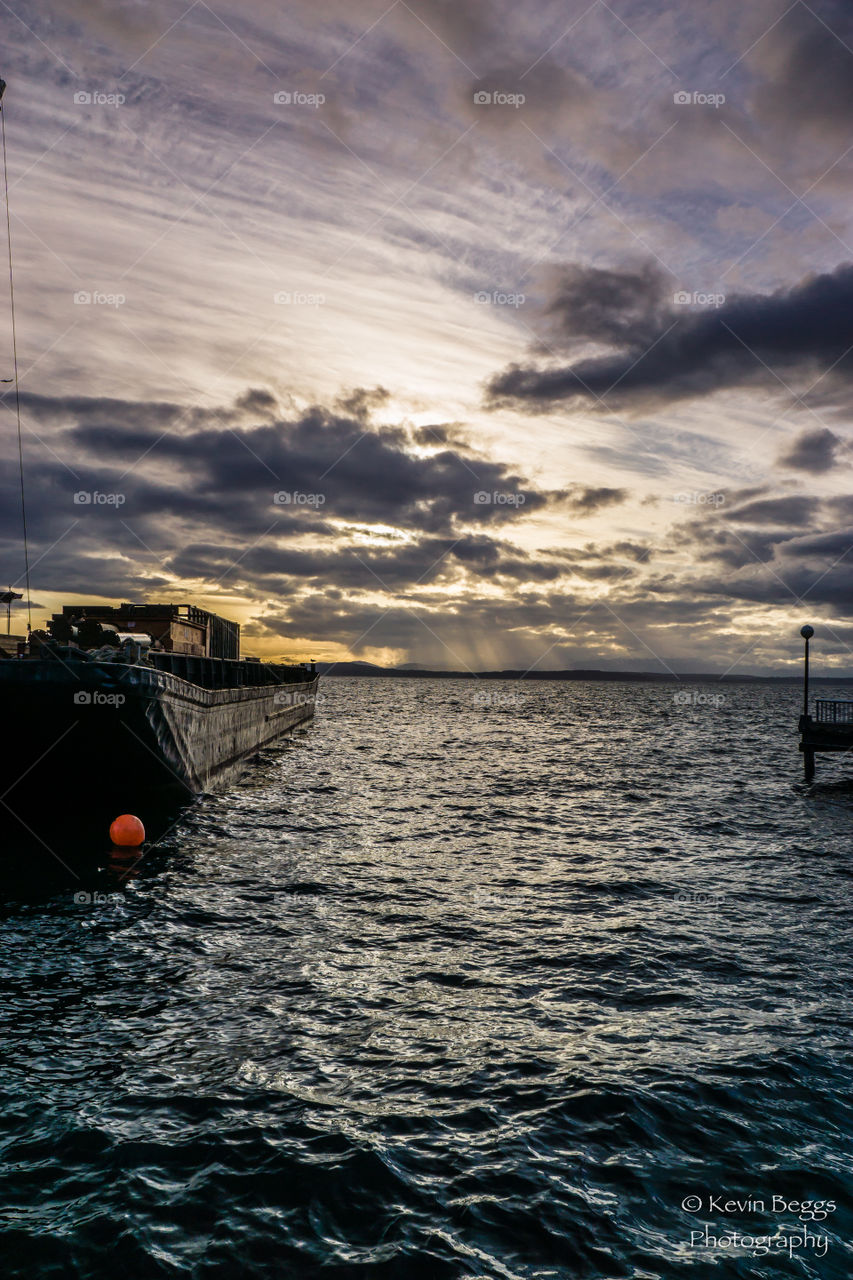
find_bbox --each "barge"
[1,603,318,815]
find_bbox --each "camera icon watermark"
[280,889,319,906]
[673,290,725,307]
[672,689,727,708]
[73,691,126,706]
[673,90,725,108]
[273,290,325,306]
[273,689,317,707]
[73,90,125,107]
[473,490,526,507]
[672,490,725,507]
[73,491,126,506]
[674,889,723,907]
[472,689,522,707]
[273,491,326,507]
[473,89,525,108]
[472,887,513,906]
[273,90,325,107]
[73,890,125,905]
[473,289,525,308]
[73,290,126,307]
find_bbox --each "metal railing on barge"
[814,699,853,724]
[148,652,315,689]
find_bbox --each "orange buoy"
[109,814,145,847]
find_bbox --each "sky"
[1,0,853,673]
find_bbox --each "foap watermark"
[472,689,523,707]
[273,491,326,507]
[672,689,727,708]
[281,893,316,907]
[673,290,725,307]
[473,90,525,108]
[73,491,126,506]
[674,889,723,908]
[273,689,319,708]
[73,90,125,107]
[74,891,125,906]
[474,289,525,308]
[673,90,725,108]
[474,490,526,507]
[472,887,514,907]
[273,90,325,107]
[73,290,126,307]
[673,490,725,507]
[273,290,325,306]
[73,691,126,707]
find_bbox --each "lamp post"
[1,588,22,635]
[800,624,814,721]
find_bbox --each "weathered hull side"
[1,660,317,807]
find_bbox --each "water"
[2,678,852,1278]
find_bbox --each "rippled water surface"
[2,678,853,1278]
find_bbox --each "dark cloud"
[784,529,853,558]
[398,0,495,54]
[689,528,787,571]
[674,489,816,569]
[566,561,638,581]
[691,560,853,611]
[411,423,470,449]
[334,386,391,420]
[750,1,853,142]
[8,393,560,538]
[165,533,568,592]
[0,390,572,615]
[826,496,853,523]
[535,261,670,349]
[597,540,651,562]
[233,387,280,417]
[486,262,853,411]
[725,496,820,526]
[777,427,842,474]
[564,485,628,514]
[463,58,599,135]
[669,488,853,604]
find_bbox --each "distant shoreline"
[316,662,853,683]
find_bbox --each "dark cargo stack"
[49,602,241,659]
[207,611,240,660]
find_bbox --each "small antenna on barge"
[1,77,32,632]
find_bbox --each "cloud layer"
[1,0,853,670]
[487,262,853,411]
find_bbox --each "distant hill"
[315,662,853,682]
[393,661,453,671]
[318,661,387,675]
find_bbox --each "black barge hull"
[1,658,318,812]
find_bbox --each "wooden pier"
[797,624,853,780]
